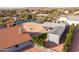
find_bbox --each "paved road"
[69,28,79,52]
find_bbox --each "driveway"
[69,28,79,52]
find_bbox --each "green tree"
[24,13,32,20]
[0,22,6,27]
[76,24,79,29]
[32,33,47,47]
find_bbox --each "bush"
[76,24,79,29]
[38,33,47,39]
[32,36,37,43]
[0,22,6,27]
[32,33,47,47]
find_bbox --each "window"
[62,21,64,23]
[46,28,48,31]
[15,45,19,48]
[58,21,60,23]
[54,21,56,23]
[49,27,53,30]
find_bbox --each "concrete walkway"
[69,28,79,52]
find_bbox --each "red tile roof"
[0,26,32,50]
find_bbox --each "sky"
[0,0,79,7]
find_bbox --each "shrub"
[0,22,6,27]
[32,33,47,47]
[38,33,47,39]
[76,24,79,29]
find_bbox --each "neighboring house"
[3,17,10,21]
[24,19,35,22]
[58,15,79,26]
[31,11,38,14]
[47,26,66,44]
[67,15,79,26]
[36,14,49,17]
[17,13,22,15]
[13,16,20,21]
[64,10,69,14]
[0,26,33,52]
[58,16,67,22]
[73,11,79,15]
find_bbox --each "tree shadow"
[45,41,58,48]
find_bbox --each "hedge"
[63,25,74,52]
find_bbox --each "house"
[0,26,33,52]
[58,15,79,26]
[36,14,49,17]
[67,15,79,26]
[3,17,10,21]
[47,26,66,44]
[73,11,79,15]
[31,11,38,14]
[64,10,69,14]
[43,22,66,30]
[13,16,20,21]
[24,19,35,22]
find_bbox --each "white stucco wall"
[67,21,79,26]
[67,16,79,26]
[36,14,49,17]
[58,17,67,21]
[48,34,60,44]
[43,22,66,28]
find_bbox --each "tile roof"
[0,26,32,50]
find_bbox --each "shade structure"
[23,22,46,33]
